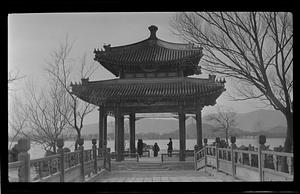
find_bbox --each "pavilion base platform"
[92,169,241,182]
[111,155,195,171]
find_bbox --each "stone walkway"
[93,170,240,182]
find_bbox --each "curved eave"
[94,51,203,77]
[100,37,202,52]
[95,51,202,66]
[71,77,225,106]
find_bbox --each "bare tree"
[172,12,293,152]
[8,97,27,149]
[206,105,237,144]
[8,70,26,84]
[21,79,72,154]
[45,36,98,150]
[8,70,26,92]
[8,70,27,148]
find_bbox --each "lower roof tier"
[70,76,226,106]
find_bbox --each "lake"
[9,138,285,159]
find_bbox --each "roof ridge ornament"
[81,77,89,85]
[103,44,111,51]
[148,25,158,39]
[208,74,216,82]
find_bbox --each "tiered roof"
[71,76,225,105]
[71,25,225,109]
[94,25,203,76]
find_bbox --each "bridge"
[8,137,293,182]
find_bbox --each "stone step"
[127,169,170,171]
[132,164,163,167]
[130,166,168,169]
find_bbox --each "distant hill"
[135,118,179,134]
[203,109,286,132]
[267,125,286,134]
[81,118,179,135]
[265,125,286,136]
[81,109,288,138]
[234,109,286,131]
[184,123,286,139]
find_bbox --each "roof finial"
[148,25,158,39]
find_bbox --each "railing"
[30,153,62,181]
[194,147,206,170]
[194,139,294,181]
[8,161,24,182]
[8,138,111,182]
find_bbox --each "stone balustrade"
[194,136,293,181]
[8,138,111,182]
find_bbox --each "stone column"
[92,139,98,174]
[78,138,85,182]
[129,113,136,154]
[179,104,186,161]
[230,136,236,177]
[16,138,31,182]
[196,106,203,148]
[57,138,65,182]
[98,107,104,149]
[258,135,266,181]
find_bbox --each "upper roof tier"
[94,25,203,77]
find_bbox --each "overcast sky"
[8,12,270,125]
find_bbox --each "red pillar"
[98,107,104,149]
[119,115,124,161]
[129,113,136,154]
[103,114,107,148]
[179,104,186,161]
[196,107,203,148]
[115,105,124,162]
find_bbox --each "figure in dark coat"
[137,139,143,157]
[167,138,173,157]
[153,143,160,157]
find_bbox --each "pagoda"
[71,25,226,161]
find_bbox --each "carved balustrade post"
[230,136,236,177]
[16,138,31,182]
[287,157,292,175]
[258,135,266,181]
[107,148,111,171]
[249,152,252,167]
[204,138,207,169]
[78,138,85,182]
[57,138,65,182]
[92,139,98,174]
[215,137,220,171]
[194,145,198,171]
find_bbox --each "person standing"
[137,139,143,157]
[167,138,173,157]
[153,143,160,157]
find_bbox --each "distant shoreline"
[9,136,284,144]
